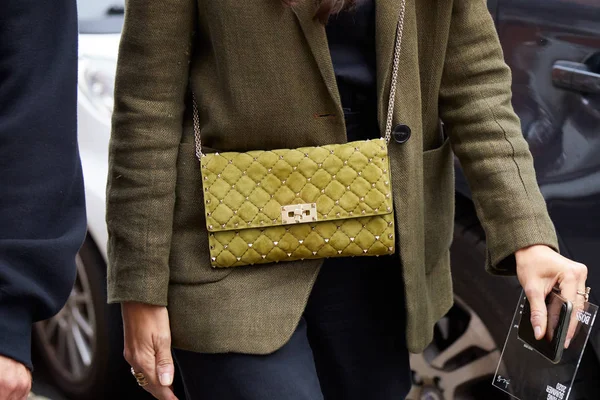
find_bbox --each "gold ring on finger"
[135,375,149,387]
[137,377,149,387]
[576,287,591,302]
[130,367,148,386]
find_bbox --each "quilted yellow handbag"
[194,0,406,268]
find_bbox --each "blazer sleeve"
[439,0,559,275]
[106,0,196,305]
[0,0,86,369]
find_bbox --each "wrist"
[515,244,550,263]
[121,301,164,314]
[515,244,557,269]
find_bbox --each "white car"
[32,2,130,399]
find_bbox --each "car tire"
[451,204,600,400]
[33,237,155,400]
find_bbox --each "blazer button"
[392,124,412,144]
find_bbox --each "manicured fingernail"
[565,339,571,349]
[534,326,542,339]
[160,373,173,386]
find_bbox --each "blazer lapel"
[291,0,418,137]
[291,1,342,113]
[376,0,417,128]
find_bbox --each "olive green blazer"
[107,0,558,354]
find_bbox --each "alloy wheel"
[34,255,97,383]
[407,296,502,400]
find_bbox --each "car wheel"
[407,296,510,400]
[409,205,600,400]
[33,237,154,399]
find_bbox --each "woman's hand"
[516,245,588,348]
[122,302,178,400]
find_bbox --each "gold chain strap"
[383,0,407,145]
[192,92,203,159]
[193,0,407,158]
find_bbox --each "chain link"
[383,0,407,145]
[192,93,203,159]
[193,0,407,158]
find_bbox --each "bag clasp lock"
[281,203,317,224]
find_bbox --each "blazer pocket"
[170,143,233,284]
[422,137,455,274]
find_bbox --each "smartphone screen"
[518,291,572,363]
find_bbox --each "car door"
[497,0,600,350]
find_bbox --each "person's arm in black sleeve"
[0,0,86,371]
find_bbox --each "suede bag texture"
[201,139,395,267]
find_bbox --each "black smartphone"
[518,290,573,364]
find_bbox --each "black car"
[32,0,600,399]
[408,0,600,399]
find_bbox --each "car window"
[77,0,124,33]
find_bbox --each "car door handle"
[552,61,600,94]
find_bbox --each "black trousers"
[173,256,412,400]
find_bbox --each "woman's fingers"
[154,334,175,387]
[560,261,588,348]
[149,334,178,400]
[129,353,177,400]
[558,265,578,348]
[524,285,548,340]
[126,349,157,396]
[516,246,590,348]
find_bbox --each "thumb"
[526,288,548,340]
[154,338,175,387]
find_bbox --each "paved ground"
[30,352,68,400]
[29,394,52,400]
[31,376,67,400]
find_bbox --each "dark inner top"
[325,0,379,141]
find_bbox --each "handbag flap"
[201,139,393,233]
